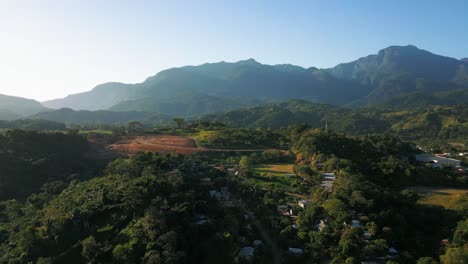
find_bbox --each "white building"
[416,154,461,168]
[298,200,308,208]
[288,248,303,255]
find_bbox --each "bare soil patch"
[100,134,276,156]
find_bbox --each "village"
[194,161,407,264]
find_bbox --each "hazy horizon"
[1,0,467,101]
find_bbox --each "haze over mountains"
[2,45,468,123]
[0,94,49,120]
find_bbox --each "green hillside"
[203,100,468,141]
[0,94,49,120]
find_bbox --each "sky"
[0,0,467,101]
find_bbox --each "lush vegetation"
[195,129,288,149]
[203,100,468,147]
[0,125,466,263]
[0,119,66,131]
[0,130,94,200]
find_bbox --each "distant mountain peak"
[237,58,260,65]
[377,44,430,57]
[461,58,468,62]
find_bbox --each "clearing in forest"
[411,186,468,211]
[254,164,295,176]
[101,134,278,156]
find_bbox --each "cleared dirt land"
[104,134,276,155]
[411,186,468,211]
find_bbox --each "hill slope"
[0,94,49,120]
[203,100,468,141]
[29,108,156,125]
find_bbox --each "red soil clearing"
[107,135,203,155]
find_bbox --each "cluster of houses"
[236,212,266,262]
[208,186,239,207]
[273,199,313,257]
[344,211,400,263]
[321,172,336,192]
[236,239,265,262]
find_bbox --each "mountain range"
[1,45,467,123]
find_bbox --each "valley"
[0,45,467,264]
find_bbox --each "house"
[194,215,209,225]
[440,239,449,247]
[388,247,398,255]
[363,230,372,240]
[253,240,263,247]
[321,181,334,192]
[415,154,461,168]
[200,178,212,185]
[298,200,308,208]
[322,172,336,181]
[277,205,288,215]
[237,247,254,262]
[350,220,362,228]
[209,190,220,199]
[315,219,328,231]
[288,248,303,255]
[223,200,236,207]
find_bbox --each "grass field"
[244,164,296,191]
[411,186,468,211]
[254,164,294,176]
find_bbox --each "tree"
[112,243,135,264]
[323,198,347,220]
[239,156,253,172]
[173,118,186,129]
[128,121,143,134]
[143,250,162,264]
[452,220,468,246]
[417,257,438,264]
[440,246,468,264]
[345,257,359,264]
[81,236,99,262]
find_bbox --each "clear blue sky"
[0,0,467,101]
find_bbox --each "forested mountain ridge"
[42,59,369,112]
[0,94,49,120]
[203,100,468,141]
[42,45,468,114]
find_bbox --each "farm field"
[411,186,468,211]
